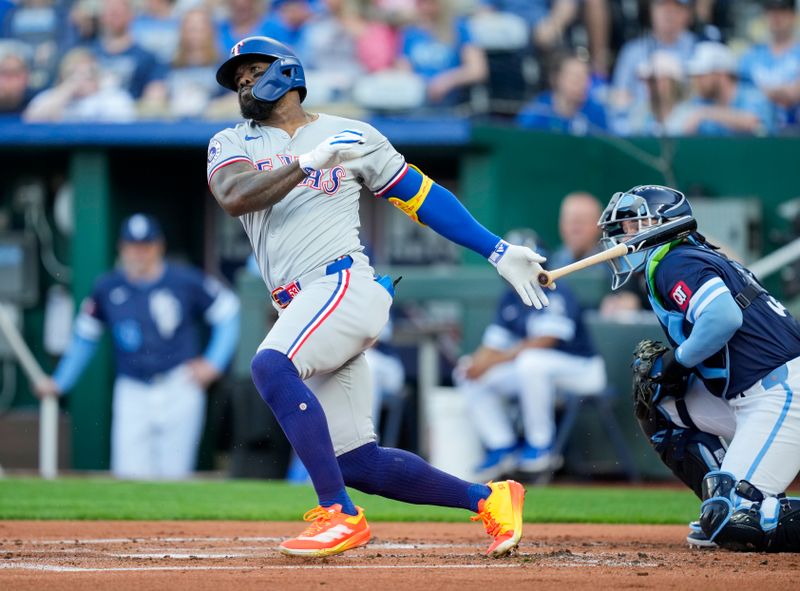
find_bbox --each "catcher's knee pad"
[699,471,768,551]
[769,497,800,553]
[651,428,725,499]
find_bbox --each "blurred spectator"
[162,7,224,118]
[624,50,691,135]
[131,0,181,64]
[692,0,735,42]
[94,0,168,104]
[298,0,396,80]
[396,0,488,106]
[0,0,13,30]
[0,43,35,117]
[2,0,68,90]
[23,46,136,122]
[678,41,772,135]
[551,191,603,267]
[456,229,606,481]
[479,0,610,77]
[611,0,696,116]
[67,0,101,48]
[739,0,800,130]
[217,0,289,56]
[272,0,315,47]
[516,52,606,134]
[370,0,416,23]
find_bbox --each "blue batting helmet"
[215,36,307,103]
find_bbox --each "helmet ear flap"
[251,57,307,103]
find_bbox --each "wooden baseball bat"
[537,216,697,287]
[0,302,58,479]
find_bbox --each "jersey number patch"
[669,281,692,310]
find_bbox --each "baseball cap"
[763,0,795,11]
[686,42,737,76]
[637,51,684,81]
[119,214,163,242]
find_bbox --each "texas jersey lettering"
[207,114,404,293]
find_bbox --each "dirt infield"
[0,521,795,590]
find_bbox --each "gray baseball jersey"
[207,113,405,291]
[207,113,403,454]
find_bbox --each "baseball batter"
[208,36,549,558]
[599,185,800,552]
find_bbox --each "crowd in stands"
[1,0,799,136]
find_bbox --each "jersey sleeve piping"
[207,155,254,183]
[374,162,409,197]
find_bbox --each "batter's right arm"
[209,130,368,217]
[210,160,306,217]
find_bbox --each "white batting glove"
[489,240,549,309]
[298,130,368,172]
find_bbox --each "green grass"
[0,477,700,524]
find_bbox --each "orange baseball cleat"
[470,480,526,557]
[279,504,371,557]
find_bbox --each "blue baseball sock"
[338,442,492,513]
[251,349,357,515]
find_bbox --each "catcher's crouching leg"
[699,472,768,551]
[632,339,725,498]
[650,427,726,499]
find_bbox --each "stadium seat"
[467,11,535,116]
[352,70,426,113]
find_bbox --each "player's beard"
[239,90,276,121]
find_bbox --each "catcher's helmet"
[597,185,694,289]
[216,36,307,103]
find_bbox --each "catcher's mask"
[216,36,307,103]
[597,185,693,289]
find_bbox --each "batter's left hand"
[186,358,222,389]
[491,241,550,309]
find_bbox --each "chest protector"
[645,239,766,398]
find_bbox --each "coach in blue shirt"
[35,214,240,480]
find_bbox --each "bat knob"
[537,271,551,287]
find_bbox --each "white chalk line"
[0,562,524,573]
[4,538,467,550]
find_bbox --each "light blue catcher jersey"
[646,240,800,398]
[76,263,227,381]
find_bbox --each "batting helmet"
[215,36,307,103]
[597,185,694,289]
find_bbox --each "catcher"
[599,185,800,552]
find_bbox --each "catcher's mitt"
[631,339,673,436]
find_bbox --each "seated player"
[456,229,607,481]
[598,185,800,552]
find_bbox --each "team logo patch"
[669,281,692,310]
[207,139,222,165]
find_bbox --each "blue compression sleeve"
[52,333,100,393]
[203,309,240,372]
[676,291,743,368]
[382,166,501,258]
